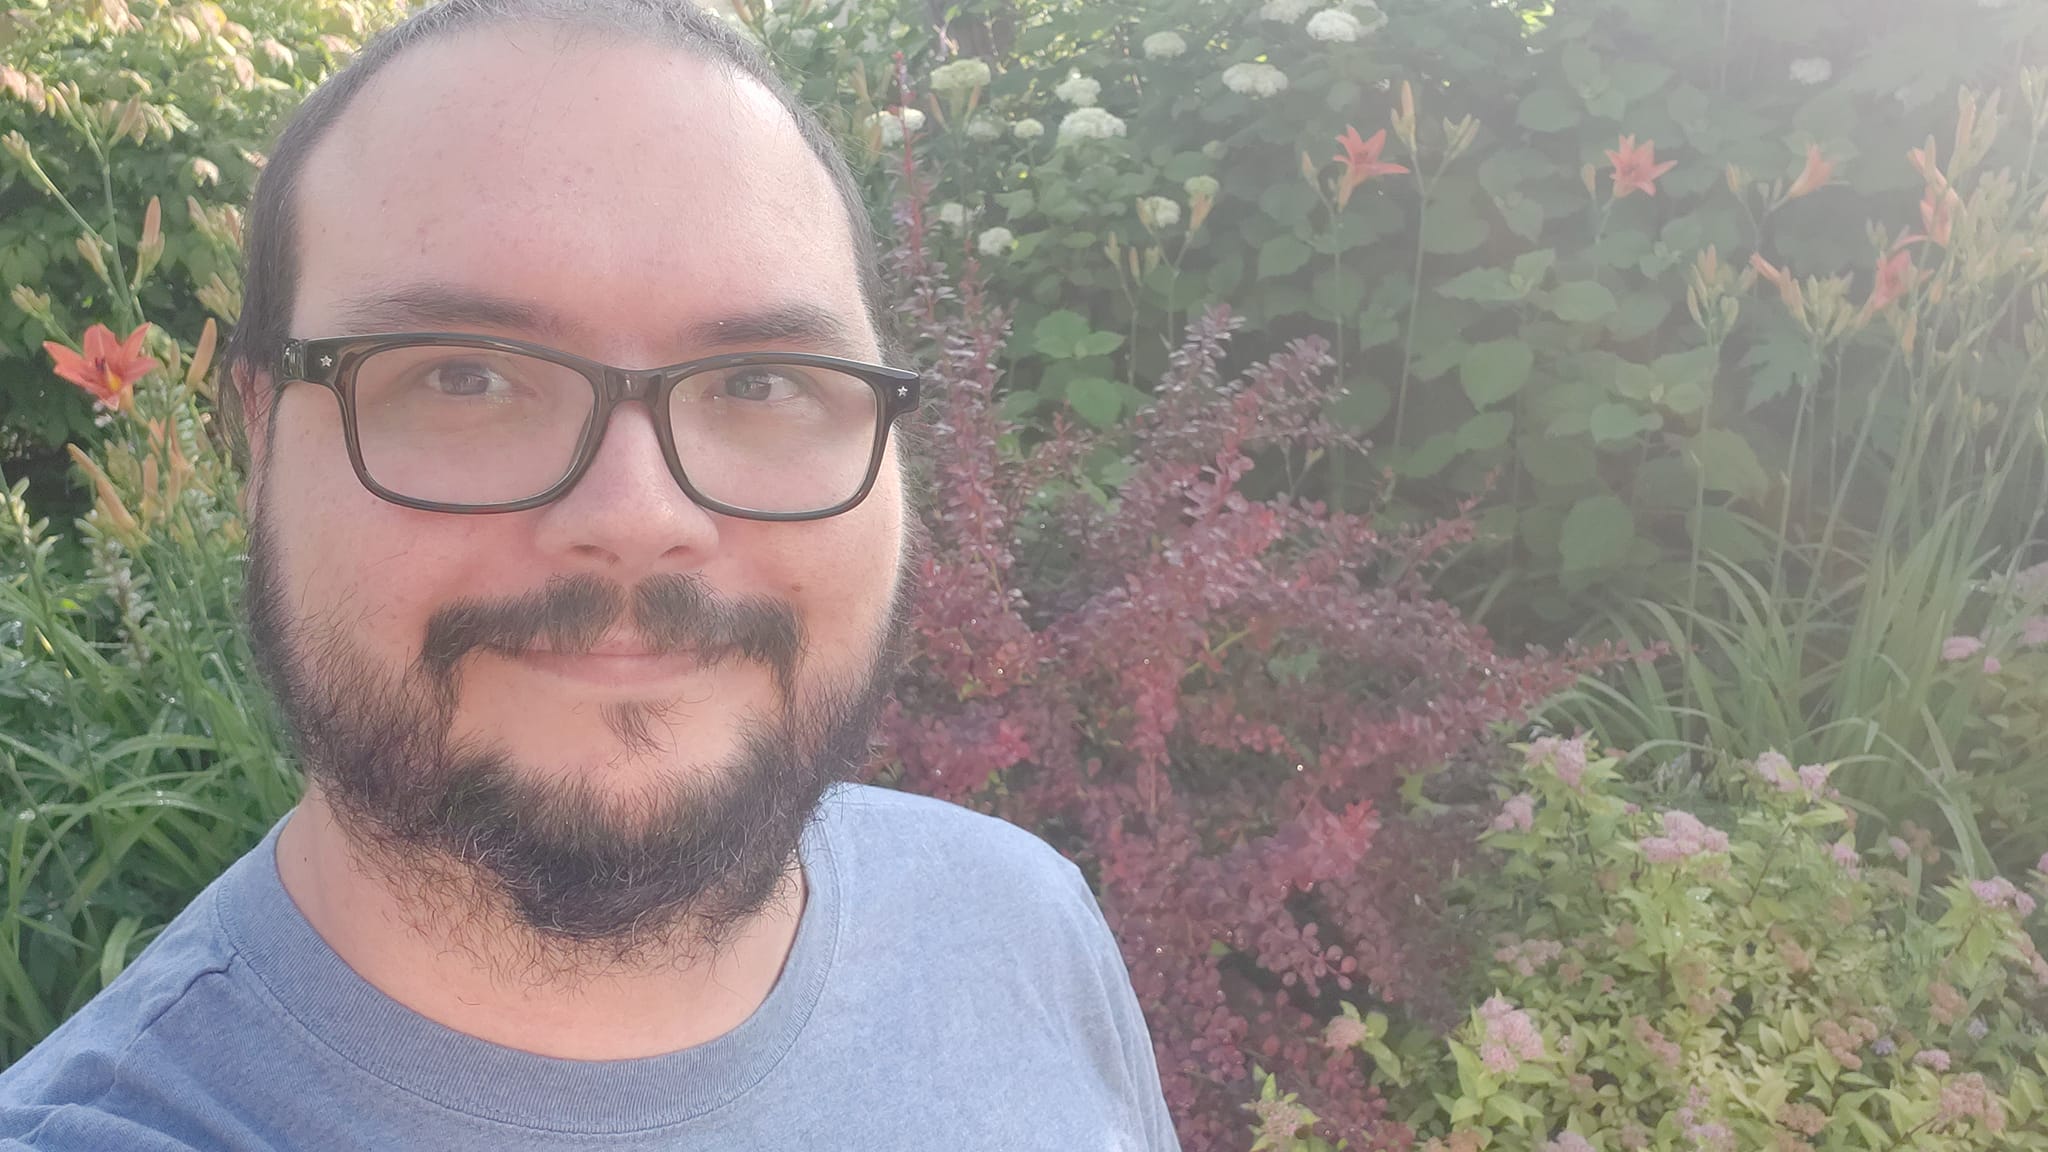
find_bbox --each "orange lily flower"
[1605,134,1677,199]
[1785,144,1833,200]
[1862,249,1916,317]
[44,323,158,410]
[1918,186,1959,247]
[1332,126,1407,210]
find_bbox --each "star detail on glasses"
[896,386,909,397]
[319,354,334,367]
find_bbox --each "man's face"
[243,26,909,954]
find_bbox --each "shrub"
[873,137,1608,1149]
[1277,738,2048,1151]
[751,0,2047,640]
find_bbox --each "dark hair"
[222,0,888,455]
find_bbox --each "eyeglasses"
[278,332,921,520]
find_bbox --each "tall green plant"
[1561,76,2048,883]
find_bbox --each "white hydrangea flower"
[786,27,817,49]
[1305,9,1362,41]
[936,202,968,229]
[1184,174,1220,199]
[1260,0,1313,23]
[930,57,992,94]
[1012,117,1046,140]
[1143,31,1188,59]
[976,227,1015,256]
[1789,57,1832,86]
[873,107,926,146]
[1221,62,1289,98]
[1056,106,1128,146]
[1054,73,1102,106]
[965,117,1003,141]
[1138,195,1181,229]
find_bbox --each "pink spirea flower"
[1527,735,1590,790]
[1754,750,1797,791]
[2021,616,2048,648]
[1942,635,1985,662]
[1970,876,2037,917]
[1478,996,1544,1073]
[1797,763,1831,796]
[1831,840,1862,875]
[1915,1047,1952,1071]
[1492,792,1536,833]
[1324,1014,1369,1051]
[1545,1134,1595,1152]
[1984,656,2002,675]
[1891,836,1913,861]
[2037,852,2048,875]
[1641,810,1729,862]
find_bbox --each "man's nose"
[529,402,720,575]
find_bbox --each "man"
[0,0,1178,1147]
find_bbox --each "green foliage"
[0,330,291,1064]
[755,0,2048,641]
[1280,738,2048,1150]
[0,0,400,465]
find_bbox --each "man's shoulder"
[0,866,242,1149]
[814,783,1096,918]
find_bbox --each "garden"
[4,0,2048,1147]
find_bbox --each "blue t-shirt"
[0,784,1179,1150]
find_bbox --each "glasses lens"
[351,344,596,506]
[669,362,881,514]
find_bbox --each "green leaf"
[1686,427,1767,500]
[1590,402,1646,444]
[1511,249,1556,288]
[1436,266,1521,302]
[1328,377,1392,429]
[1395,431,1459,478]
[1560,494,1635,573]
[1456,410,1514,452]
[1461,339,1535,408]
[1066,376,1122,428]
[1074,330,1126,358]
[99,916,142,988]
[1517,88,1582,133]
[1033,310,1091,359]
[1548,281,1618,323]
[1257,235,1313,280]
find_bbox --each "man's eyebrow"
[330,285,865,355]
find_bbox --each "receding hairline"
[221,0,895,429]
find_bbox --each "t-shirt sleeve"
[1058,860,1183,1152]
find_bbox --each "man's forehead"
[290,22,868,356]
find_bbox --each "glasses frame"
[279,331,922,521]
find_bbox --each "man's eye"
[424,363,508,397]
[719,370,803,403]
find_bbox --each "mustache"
[418,574,804,696]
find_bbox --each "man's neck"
[273,789,808,1061]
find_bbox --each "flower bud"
[76,234,112,287]
[132,196,163,287]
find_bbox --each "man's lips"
[500,639,728,688]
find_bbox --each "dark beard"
[243,511,910,975]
